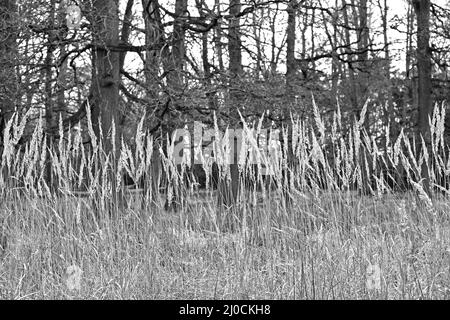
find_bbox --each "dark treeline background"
[0,0,448,181]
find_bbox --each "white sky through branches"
[122,0,449,80]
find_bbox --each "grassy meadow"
[0,103,449,299]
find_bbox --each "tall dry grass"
[0,101,449,299]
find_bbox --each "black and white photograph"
[0,0,449,303]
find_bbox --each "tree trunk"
[214,0,225,72]
[195,1,216,111]
[404,1,414,130]
[90,0,120,156]
[0,0,17,154]
[413,0,432,139]
[253,7,263,78]
[342,0,359,112]
[413,0,432,194]
[228,0,243,78]
[56,0,68,114]
[283,0,298,207]
[217,0,242,211]
[167,0,187,93]
[285,0,296,100]
[142,0,165,101]
[90,0,121,213]
[322,0,339,96]
[269,3,280,76]
[379,0,394,140]
[356,0,369,114]
[141,0,166,205]
[43,0,57,188]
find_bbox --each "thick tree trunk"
[142,0,165,205]
[228,0,243,78]
[56,0,68,114]
[90,0,121,212]
[413,0,432,139]
[356,0,369,67]
[167,0,187,93]
[413,0,432,194]
[142,0,165,100]
[217,0,242,211]
[91,0,120,156]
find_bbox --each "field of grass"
[0,103,449,299]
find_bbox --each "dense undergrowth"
[0,102,449,299]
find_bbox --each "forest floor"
[0,190,449,299]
